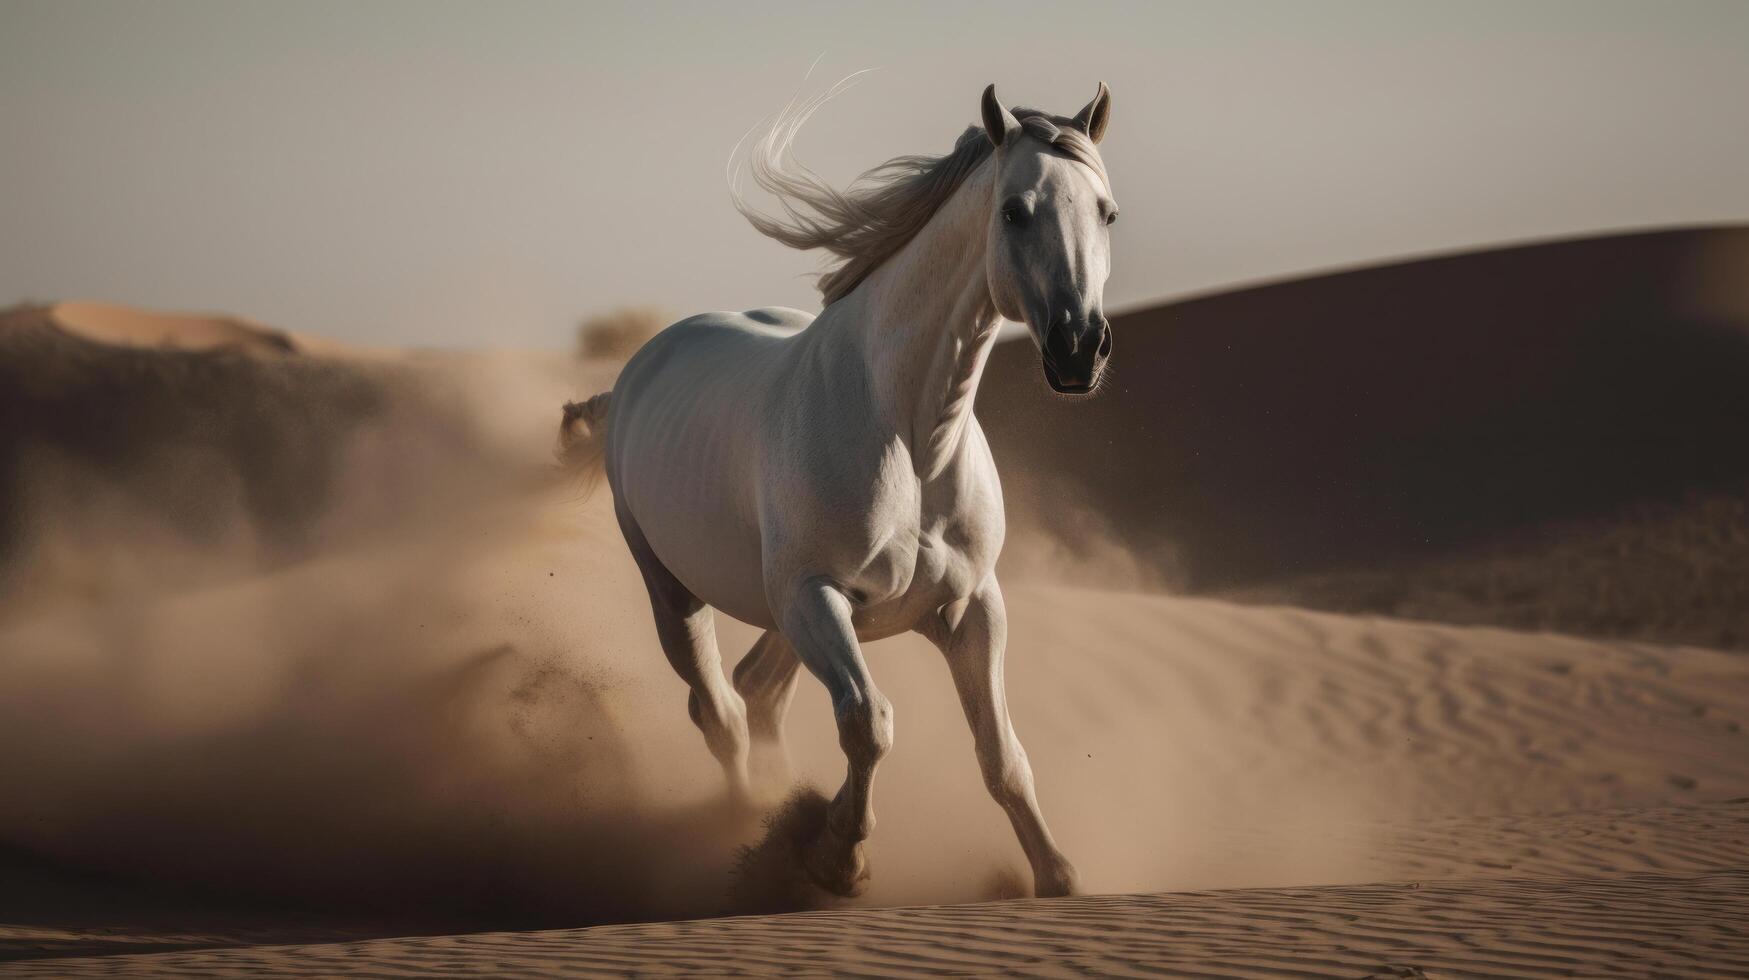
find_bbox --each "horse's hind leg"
[733,630,802,799]
[777,577,892,897]
[616,504,752,803]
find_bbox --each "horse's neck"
[846,163,1002,480]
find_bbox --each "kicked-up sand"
[4,500,1745,975]
[1,302,1746,975]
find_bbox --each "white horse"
[560,82,1116,899]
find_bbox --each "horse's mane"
[731,86,1108,307]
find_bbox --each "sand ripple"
[7,868,1743,978]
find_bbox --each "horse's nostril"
[1096,328,1112,359]
[1045,325,1075,361]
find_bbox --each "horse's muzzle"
[1041,316,1112,394]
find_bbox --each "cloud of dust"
[0,335,1403,936]
[0,346,792,932]
[997,492,1185,594]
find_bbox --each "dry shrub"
[577,307,668,361]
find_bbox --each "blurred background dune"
[983,226,1749,649]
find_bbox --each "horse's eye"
[1001,200,1029,227]
[1105,208,1119,226]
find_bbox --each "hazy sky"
[4,1,1747,348]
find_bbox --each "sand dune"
[47,301,300,355]
[13,869,1745,977]
[45,301,386,359]
[0,303,616,603]
[3,292,1747,974]
[3,489,1745,967]
[981,225,1749,649]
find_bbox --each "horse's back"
[605,308,813,627]
[610,308,808,444]
[615,308,805,395]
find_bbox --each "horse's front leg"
[924,576,1079,897]
[777,576,892,897]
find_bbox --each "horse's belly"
[606,324,782,630]
[649,520,774,629]
[612,450,775,629]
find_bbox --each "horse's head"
[981,83,1116,395]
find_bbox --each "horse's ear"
[1072,82,1111,143]
[981,84,1021,148]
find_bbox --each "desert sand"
[11,872,1746,977]
[2,284,1746,976]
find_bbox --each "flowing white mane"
[730,84,1107,306]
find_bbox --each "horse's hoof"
[805,832,870,897]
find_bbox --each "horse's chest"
[843,484,1000,637]
[768,416,1003,635]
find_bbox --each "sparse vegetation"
[577,307,668,361]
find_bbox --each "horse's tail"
[556,392,612,489]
